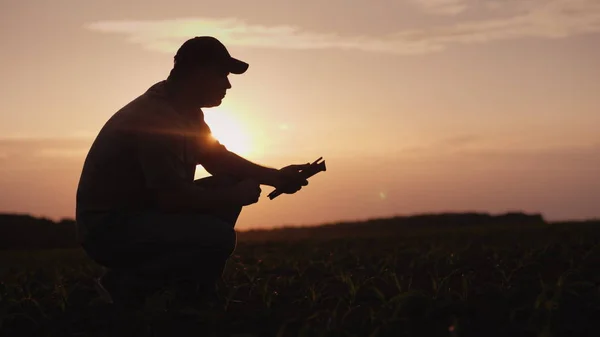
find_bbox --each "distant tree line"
[238,212,549,241]
[0,212,553,250]
[0,214,78,250]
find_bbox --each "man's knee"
[194,176,243,226]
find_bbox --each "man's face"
[185,63,232,108]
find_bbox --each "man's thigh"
[127,211,235,246]
[83,211,236,270]
[194,175,243,225]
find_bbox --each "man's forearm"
[204,151,279,186]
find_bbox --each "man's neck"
[164,79,201,117]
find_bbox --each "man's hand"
[230,179,262,205]
[273,164,310,194]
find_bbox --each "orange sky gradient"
[1,0,600,229]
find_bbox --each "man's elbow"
[201,152,230,176]
[202,163,227,176]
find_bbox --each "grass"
[0,221,599,337]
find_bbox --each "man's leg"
[82,175,244,305]
[193,175,242,227]
[85,211,239,307]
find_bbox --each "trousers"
[79,175,242,284]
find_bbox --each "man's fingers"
[293,177,308,185]
[288,163,310,171]
[284,180,307,193]
[295,179,308,186]
[287,177,308,186]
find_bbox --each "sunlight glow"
[203,108,253,157]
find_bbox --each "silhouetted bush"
[0,214,78,250]
[0,211,576,249]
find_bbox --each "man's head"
[167,36,248,108]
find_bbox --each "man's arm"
[196,120,280,186]
[135,128,240,212]
[202,147,311,194]
[197,121,308,189]
[202,149,280,187]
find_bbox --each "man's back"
[75,81,202,241]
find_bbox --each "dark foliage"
[0,214,78,250]
[0,212,546,250]
[0,214,598,337]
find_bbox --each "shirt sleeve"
[193,119,229,162]
[135,129,191,190]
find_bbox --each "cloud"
[85,0,600,55]
[34,149,89,158]
[440,134,481,147]
[0,138,92,170]
[396,133,600,162]
[409,0,469,15]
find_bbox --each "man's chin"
[203,98,223,108]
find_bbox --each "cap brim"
[229,57,249,75]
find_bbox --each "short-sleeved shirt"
[76,80,228,217]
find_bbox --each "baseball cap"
[174,36,249,75]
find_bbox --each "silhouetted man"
[76,36,309,307]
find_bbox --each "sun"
[203,108,253,157]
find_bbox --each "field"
[1,220,599,337]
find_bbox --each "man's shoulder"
[127,81,172,114]
[109,81,178,129]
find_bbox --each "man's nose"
[225,77,232,89]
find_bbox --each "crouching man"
[75,36,308,308]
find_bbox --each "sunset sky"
[1,0,599,229]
